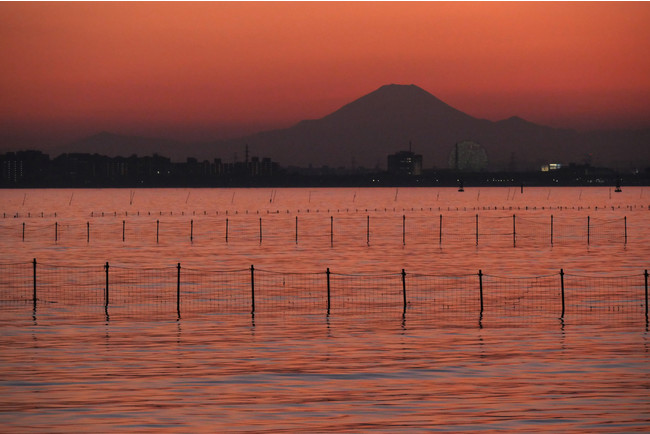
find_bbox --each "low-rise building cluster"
[1,151,280,187]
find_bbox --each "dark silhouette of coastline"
[2,150,648,188]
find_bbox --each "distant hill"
[59,84,650,170]
[57,132,186,161]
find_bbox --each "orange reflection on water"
[1,187,649,430]
[1,312,649,431]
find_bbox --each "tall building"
[448,140,488,172]
[387,149,423,176]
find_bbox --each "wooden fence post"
[401,269,407,313]
[250,265,255,314]
[640,268,648,323]
[326,268,331,314]
[104,262,110,309]
[177,263,181,318]
[551,215,554,246]
[367,215,370,245]
[560,268,564,318]
[478,269,483,314]
[32,258,37,307]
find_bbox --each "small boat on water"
[615,178,622,193]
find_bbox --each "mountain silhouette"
[217,84,648,170]
[60,84,649,170]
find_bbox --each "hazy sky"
[1,2,649,147]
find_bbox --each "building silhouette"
[448,140,488,172]
[387,143,422,176]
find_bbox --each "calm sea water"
[1,187,649,431]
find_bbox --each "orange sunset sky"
[1,2,649,148]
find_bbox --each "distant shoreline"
[2,173,649,188]
[2,149,648,188]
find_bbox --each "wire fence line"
[3,201,648,221]
[1,260,647,321]
[0,214,642,247]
